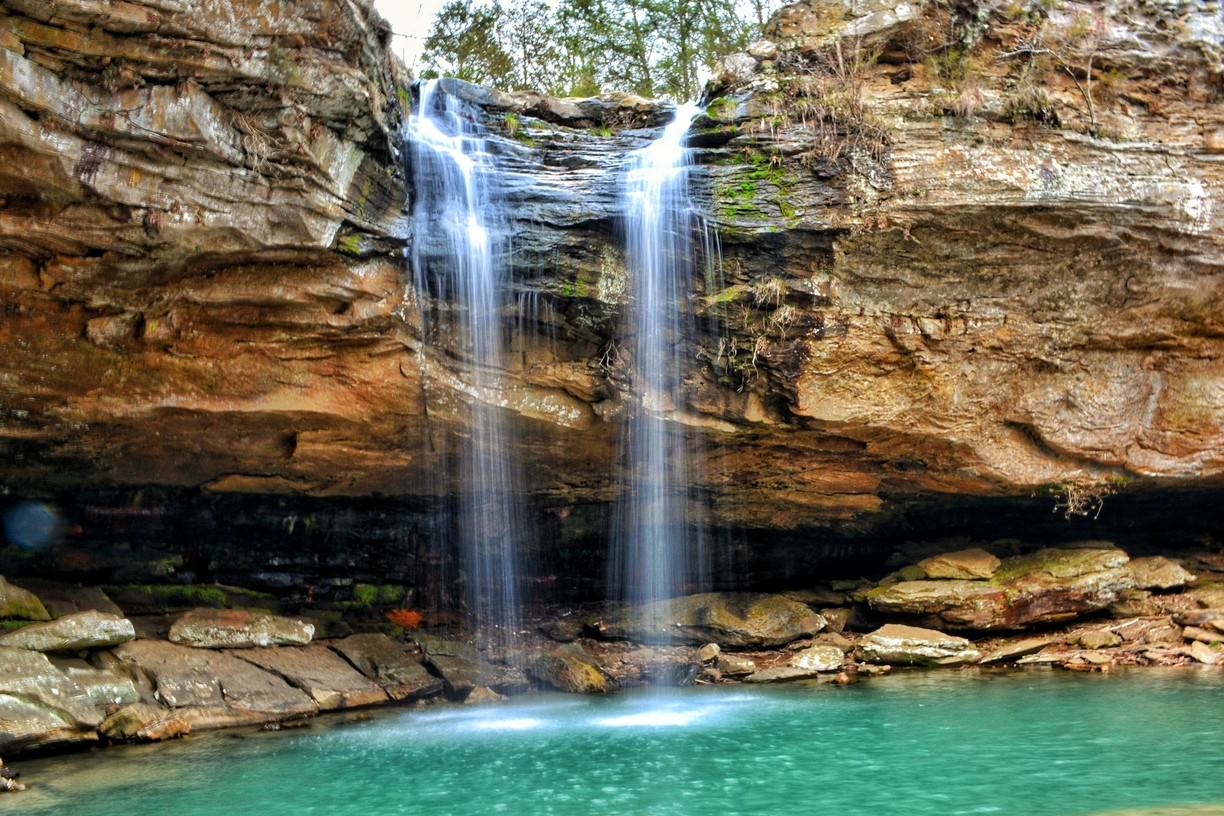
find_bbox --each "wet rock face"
[599,592,827,648]
[0,0,1220,551]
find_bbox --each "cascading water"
[611,102,708,634]
[405,79,525,656]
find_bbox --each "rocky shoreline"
[2,539,1222,793]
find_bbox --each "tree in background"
[420,0,514,87]
[420,0,780,99]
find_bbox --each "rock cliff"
[0,0,1221,585]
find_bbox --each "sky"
[374,0,450,72]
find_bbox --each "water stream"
[406,79,526,653]
[610,102,708,626]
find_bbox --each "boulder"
[918,548,1001,580]
[1127,557,1195,591]
[0,578,49,621]
[168,608,314,649]
[233,646,388,710]
[601,592,826,648]
[1189,641,1220,665]
[329,634,442,701]
[788,644,845,672]
[716,653,756,676]
[0,646,103,753]
[0,611,134,652]
[529,644,614,694]
[865,548,1134,630]
[696,643,721,663]
[99,703,191,742]
[857,624,980,666]
[108,640,317,724]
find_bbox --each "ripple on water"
[4,671,1224,816]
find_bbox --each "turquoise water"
[7,670,1224,816]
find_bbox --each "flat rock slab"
[866,548,1134,630]
[416,637,523,696]
[329,634,442,701]
[0,577,50,621]
[169,608,314,649]
[858,624,980,666]
[109,640,317,720]
[980,636,1057,664]
[0,695,99,755]
[234,646,388,710]
[48,657,141,708]
[744,665,820,683]
[600,592,826,648]
[0,610,134,652]
[918,548,1001,580]
[0,646,102,726]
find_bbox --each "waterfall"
[405,79,525,656]
[611,102,707,630]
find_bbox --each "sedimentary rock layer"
[0,0,1220,540]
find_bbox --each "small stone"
[696,643,721,663]
[169,608,314,649]
[918,548,1001,580]
[819,608,850,633]
[897,564,927,581]
[788,644,844,673]
[716,653,756,677]
[1077,629,1122,650]
[1127,557,1195,591]
[0,611,135,652]
[815,631,852,651]
[464,686,505,704]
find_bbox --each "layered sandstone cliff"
[0,0,1220,559]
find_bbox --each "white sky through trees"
[374,0,450,70]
